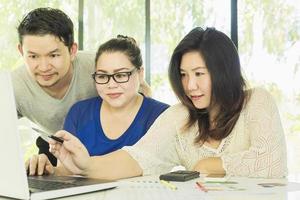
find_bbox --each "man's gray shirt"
[12,51,98,133]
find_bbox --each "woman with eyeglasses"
[26,35,169,175]
[63,35,169,156]
[36,27,286,179]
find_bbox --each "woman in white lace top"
[46,27,287,179]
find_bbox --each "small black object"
[48,135,64,143]
[159,170,200,182]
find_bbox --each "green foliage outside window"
[0,0,77,70]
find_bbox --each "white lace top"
[123,88,287,178]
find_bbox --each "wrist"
[80,157,93,177]
[194,159,207,173]
[52,166,60,176]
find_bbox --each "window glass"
[150,0,231,104]
[238,0,300,173]
[83,0,145,51]
[0,0,78,70]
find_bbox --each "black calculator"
[159,170,200,182]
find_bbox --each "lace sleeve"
[123,105,184,175]
[221,88,287,178]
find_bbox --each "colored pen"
[196,181,208,192]
[160,180,177,190]
[205,181,237,184]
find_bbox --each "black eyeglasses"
[92,68,137,84]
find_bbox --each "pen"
[196,181,208,192]
[205,181,237,184]
[32,127,64,143]
[48,135,64,143]
[160,180,177,190]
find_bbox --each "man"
[13,7,151,166]
[13,7,97,165]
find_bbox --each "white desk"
[1,175,300,200]
[63,175,300,200]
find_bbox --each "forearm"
[193,157,225,175]
[221,148,287,178]
[83,150,143,180]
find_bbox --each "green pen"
[205,181,238,184]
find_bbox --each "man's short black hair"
[17,7,74,50]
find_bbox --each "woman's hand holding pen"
[49,130,91,176]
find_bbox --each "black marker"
[48,135,64,143]
[32,127,64,143]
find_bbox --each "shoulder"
[243,87,278,114]
[65,97,100,125]
[11,66,32,95]
[73,51,96,73]
[11,65,27,83]
[139,97,169,123]
[68,97,100,116]
[246,87,275,106]
[153,103,189,123]
[71,96,100,109]
[75,51,96,61]
[143,97,169,110]
[168,103,189,113]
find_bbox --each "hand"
[49,130,90,175]
[25,154,54,175]
[139,79,152,97]
[193,157,225,174]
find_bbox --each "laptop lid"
[0,71,30,199]
[0,71,118,200]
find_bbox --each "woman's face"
[94,51,143,108]
[180,51,212,109]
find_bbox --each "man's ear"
[18,44,24,56]
[69,43,78,61]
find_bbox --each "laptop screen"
[0,71,118,200]
[0,71,30,199]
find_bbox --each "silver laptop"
[0,71,118,200]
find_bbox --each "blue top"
[63,96,169,156]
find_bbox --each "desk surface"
[63,175,300,200]
[1,175,300,200]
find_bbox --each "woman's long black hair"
[169,27,248,144]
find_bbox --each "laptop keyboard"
[28,178,78,191]
[27,175,112,192]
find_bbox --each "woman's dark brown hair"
[168,27,248,144]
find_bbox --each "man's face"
[18,34,77,89]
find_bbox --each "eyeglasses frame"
[91,68,138,84]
